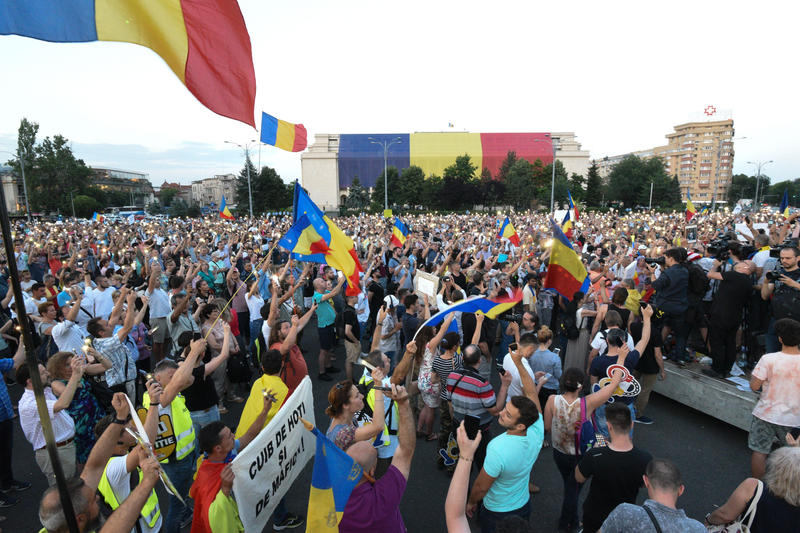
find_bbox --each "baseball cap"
[383,295,399,308]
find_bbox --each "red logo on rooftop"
[704,105,717,116]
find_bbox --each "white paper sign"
[734,223,769,242]
[414,270,439,300]
[231,376,315,532]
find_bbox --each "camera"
[707,236,732,260]
[644,257,665,266]
[765,270,782,282]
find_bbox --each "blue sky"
[0,0,796,185]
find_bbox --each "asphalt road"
[8,324,753,533]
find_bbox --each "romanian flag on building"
[1,0,256,126]
[498,217,521,246]
[306,425,363,532]
[279,183,363,295]
[543,218,590,300]
[91,212,105,223]
[779,189,790,218]
[685,192,697,222]
[260,112,308,152]
[219,196,234,220]
[390,218,410,248]
[415,289,523,332]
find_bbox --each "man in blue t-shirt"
[466,345,548,533]
[590,303,653,438]
[313,275,345,382]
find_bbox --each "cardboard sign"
[414,269,440,301]
[231,377,315,532]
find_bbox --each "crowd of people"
[0,204,797,532]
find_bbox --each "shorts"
[150,317,170,343]
[318,324,335,351]
[345,339,361,364]
[748,416,794,454]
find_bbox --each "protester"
[648,248,689,363]
[0,340,28,507]
[326,369,386,451]
[760,246,800,353]
[527,325,562,410]
[313,275,346,381]
[268,306,317,398]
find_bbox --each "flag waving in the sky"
[498,217,520,246]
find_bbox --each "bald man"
[339,384,415,532]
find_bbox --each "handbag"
[707,480,763,533]
[86,376,115,414]
[575,397,606,457]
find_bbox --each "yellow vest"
[97,458,161,528]
[358,375,396,446]
[140,392,195,463]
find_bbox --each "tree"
[235,160,291,215]
[585,161,604,207]
[607,155,671,209]
[546,160,570,209]
[568,172,586,203]
[496,151,518,183]
[727,173,771,205]
[767,178,800,207]
[504,159,537,209]
[421,175,444,210]
[235,156,259,212]
[158,187,179,207]
[28,134,92,214]
[72,194,100,219]
[479,166,505,207]
[371,166,400,211]
[345,177,370,210]
[441,155,478,210]
[396,166,425,207]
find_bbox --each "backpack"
[560,312,579,340]
[686,262,710,298]
[772,274,800,321]
[575,397,606,457]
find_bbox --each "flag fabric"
[498,217,521,246]
[91,212,105,223]
[260,112,308,152]
[567,189,579,222]
[219,196,234,220]
[685,193,697,222]
[1,0,257,126]
[780,189,790,218]
[390,218,410,248]
[414,289,523,332]
[126,214,135,225]
[280,183,363,295]
[543,218,590,300]
[306,426,363,532]
[561,209,573,240]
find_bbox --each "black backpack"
[686,263,710,298]
[560,312,580,340]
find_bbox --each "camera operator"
[760,246,800,353]
[702,260,755,379]
[646,248,689,363]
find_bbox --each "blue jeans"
[273,497,289,525]
[479,499,530,533]
[250,319,264,360]
[594,402,636,440]
[162,448,198,533]
[190,405,220,441]
[764,317,780,354]
[664,313,689,361]
[553,449,583,531]
[497,320,513,359]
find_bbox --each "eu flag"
[307,427,363,531]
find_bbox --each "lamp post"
[1,148,32,222]
[225,140,257,218]
[747,160,773,210]
[69,189,77,218]
[534,134,559,212]
[368,137,403,215]
[712,135,745,211]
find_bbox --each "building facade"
[90,167,155,206]
[301,131,590,211]
[0,165,24,215]
[191,174,237,208]
[159,181,193,206]
[596,118,735,204]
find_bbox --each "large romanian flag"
[779,189,790,218]
[498,217,521,246]
[219,195,234,220]
[0,0,256,126]
[279,183,363,295]
[543,219,589,300]
[685,192,697,222]
[415,289,523,332]
[260,112,308,152]
[306,426,363,532]
[390,218,410,248]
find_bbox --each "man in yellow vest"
[139,338,206,533]
[96,378,164,533]
[37,392,162,533]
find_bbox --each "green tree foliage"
[30,135,92,214]
[396,166,425,207]
[371,166,400,210]
[345,177,370,210]
[421,175,444,209]
[607,155,673,208]
[158,187,179,207]
[441,155,478,210]
[504,159,538,209]
[235,158,291,215]
[767,178,800,207]
[235,155,258,211]
[478,167,505,207]
[585,161,603,207]
[727,173,772,205]
[496,151,518,182]
[547,160,570,209]
[568,172,585,203]
[71,194,100,219]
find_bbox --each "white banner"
[230,376,315,531]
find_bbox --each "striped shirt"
[446,367,496,426]
[432,353,463,401]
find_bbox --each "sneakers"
[274,513,304,530]
[0,493,17,508]
[318,373,333,382]
[325,366,341,374]
[635,416,654,425]
[0,480,30,493]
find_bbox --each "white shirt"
[7,293,42,319]
[52,320,86,353]
[102,456,163,533]
[502,353,536,402]
[261,321,271,343]
[19,387,75,449]
[246,293,264,322]
[356,291,370,323]
[91,287,115,320]
[146,287,171,319]
[590,328,635,355]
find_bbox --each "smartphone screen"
[509,342,518,353]
[464,414,481,440]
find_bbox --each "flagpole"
[649,182,653,210]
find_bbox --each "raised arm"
[239,393,273,451]
[52,357,85,412]
[388,385,415,480]
[428,312,455,352]
[160,339,206,406]
[115,292,138,341]
[633,304,653,355]
[510,348,543,412]
[204,323,232,377]
[471,313,484,346]
[82,392,132,489]
[353,369,387,441]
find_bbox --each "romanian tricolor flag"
[390,218,410,248]
[414,289,523,333]
[306,424,363,532]
[685,192,697,222]
[1,1,256,126]
[543,218,590,300]
[279,183,363,295]
[561,209,574,240]
[219,196,234,220]
[498,217,521,246]
[91,212,105,223]
[779,189,790,218]
[567,189,579,222]
[260,112,308,152]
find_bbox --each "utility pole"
[748,160,773,210]
[368,137,403,215]
[225,140,257,218]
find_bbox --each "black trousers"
[709,321,739,375]
[0,418,14,488]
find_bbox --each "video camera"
[707,236,754,261]
[644,257,665,266]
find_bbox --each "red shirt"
[271,342,307,398]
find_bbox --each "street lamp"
[534,134,559,212]
[225,140,257,218]
[747,160,773,209]
[712,135,745,211]
[368,137,403,214]
[0,148,32,222]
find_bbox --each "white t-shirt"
[146,287,171,319]
[502,353,536,402]
[261,321,271,343]
[246,293,264,323]
[7,293,42,319]
[91,287,115,320]
[102,455,163,533]
[590,328,634,355]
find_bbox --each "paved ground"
[8,324,754,533]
